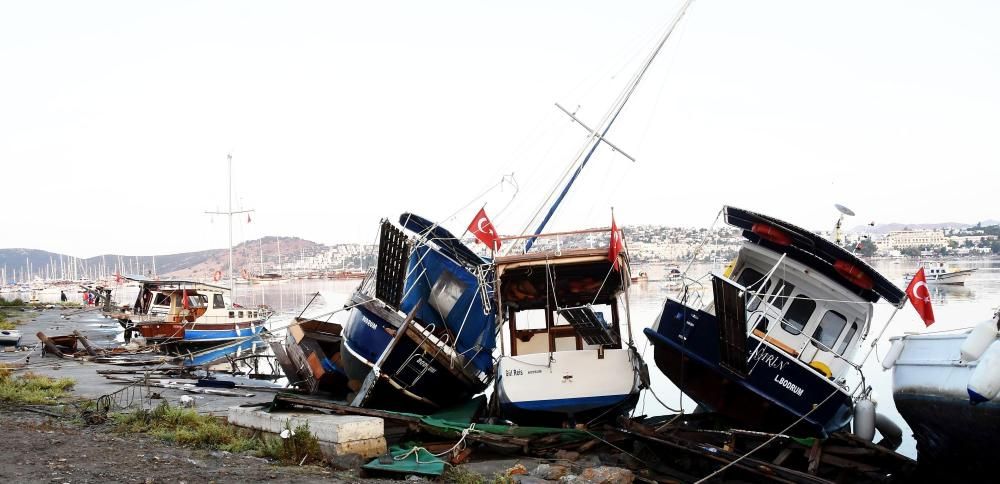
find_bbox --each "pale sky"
[2,1,998,257]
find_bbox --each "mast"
[520,0,696,252]
[205,153,254,301]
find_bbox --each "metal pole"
[228,153,234,299]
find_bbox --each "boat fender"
[881,339,906,370]
[967,342,1000,404]
[960,319,999,362]
[853,399,876,441]
[874,412,903,451]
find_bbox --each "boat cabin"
[722,241,871,381]
[495,246,627,357]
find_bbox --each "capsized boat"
[884,313,1000,471]
[107,277,269,345]
[492,228,644,426]
[644,206,906,436]
[337,214,498,413]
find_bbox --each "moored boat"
[904,260,976,286]
[644,206,906,436]
[108,277,268,345]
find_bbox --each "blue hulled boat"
[338,214,498,413]
[644,206,905,436]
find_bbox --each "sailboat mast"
[228,153,234,297]
[520,0,696,252]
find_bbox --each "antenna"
[834,203,855,245]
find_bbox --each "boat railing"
[497,227,617,255]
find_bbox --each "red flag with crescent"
[468,207,501,250]
[905,267,934,326]
[608,215,624,270]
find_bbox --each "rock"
[576,466,633,484]
[553,450,580,462]
[513,476,553,484]
[532,464,570,480]
[326,453,363,470]
[507,463,529,476]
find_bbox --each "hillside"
[0,237,325,281]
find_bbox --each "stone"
[227,406,386,459]
[532,464,570,480]
[553,450,580,462]
[513,476,553,484]
[576,466,634,484]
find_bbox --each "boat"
[492,229,644,426]
[107,277,269,345]
[904,261,976,286]
[336,215,498,413]
[630,271,649,283]
[644,206,906,436]
[884,313,1000,473]
[0,329,21,346]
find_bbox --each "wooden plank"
[274,393,421,424]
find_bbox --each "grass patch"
[0,320,15,330]
[0,369,75,405]
[113,402,323,465]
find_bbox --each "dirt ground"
[0,409,361,484]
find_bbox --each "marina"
[3,1,1000,482]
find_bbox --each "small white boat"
[0,329,22,346]
[904,261,976,285]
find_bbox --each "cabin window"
[153,294,170,306]
[238,311,244,318]
[228,311,235,318]
[812,310,848,350]
[781,295,815,335]
[836,321,859,355]
[429,270,466,320]
[770,280,795,310]
[213,294,225,309]
[736,268,771,311]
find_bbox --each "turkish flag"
[608,216,624,270]
[906,267,935,326]
[182,288,190,309]
[468,208,501,250]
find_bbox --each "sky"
[1,1,998,257]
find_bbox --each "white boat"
[904,261,976,285]
[493,231,643,425]
[884,315,1000,474]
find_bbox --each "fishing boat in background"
[336,214,498,413]
[492,228,644,426]
[645,206,906,437]
[904,261,976,286]
[884,312,1000,472]
[107,277,269,345]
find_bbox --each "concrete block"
[228,406,385,458]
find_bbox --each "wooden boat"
[108,277,268,345]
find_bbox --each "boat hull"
[136,320,266,345]
[495,349,641,426]
[890,331,1000,472]
[644,299,853,436]
[340,294,488,413]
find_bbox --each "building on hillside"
[875,229,948,252]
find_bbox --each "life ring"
[213,270,222,282]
